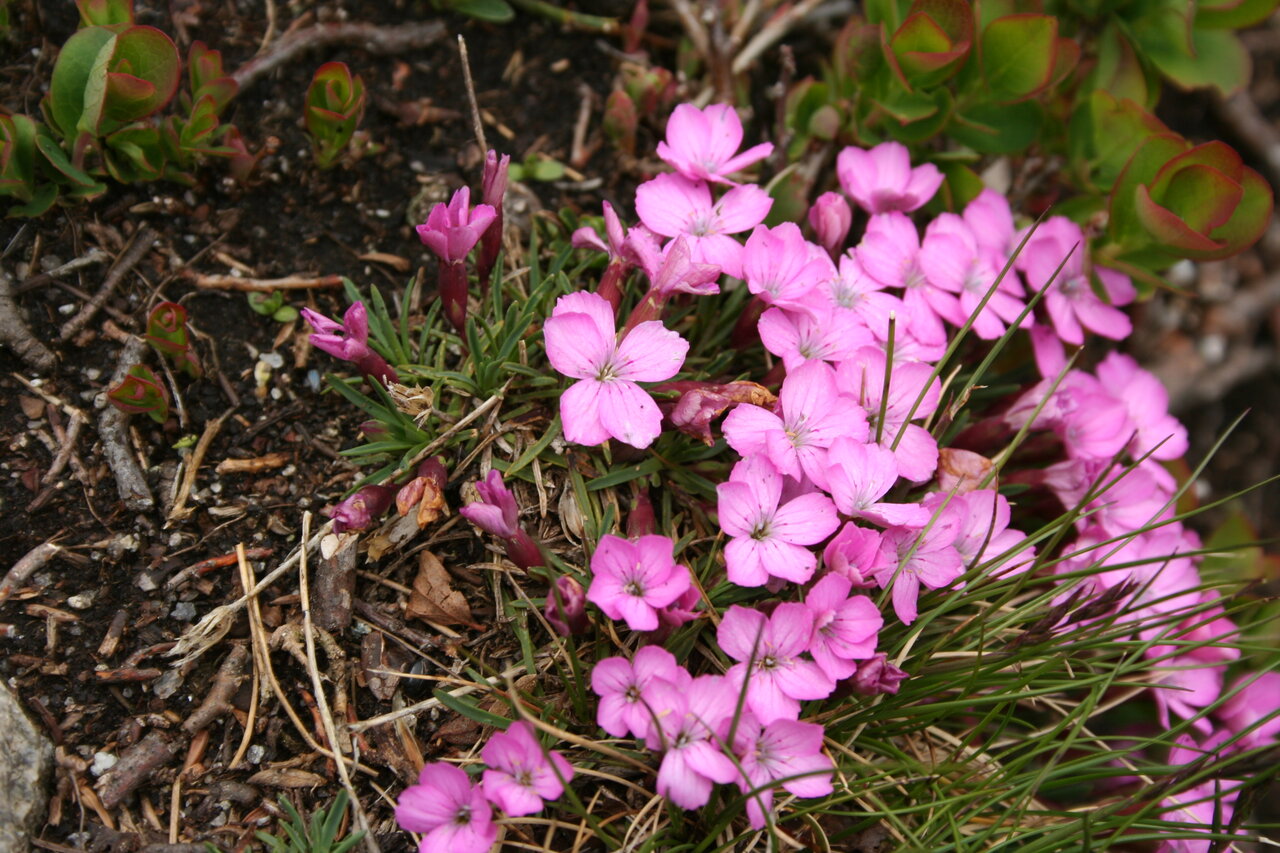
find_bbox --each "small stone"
[66,593,94,610]
[170,601,197,621]
[0,686,53,850]
[246,744,265,764]
[90,752,118,777]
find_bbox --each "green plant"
[106,363,169,424]
[145,301,200,378]
[0,0,250,217]
[304,62,366,170]
[247,291,300,323]
[256,791,365,853]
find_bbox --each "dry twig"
[97,730,179,810]
[232,20,447,93]
[59,226,157,342]
[0,266,57,373]
[183,644,250,734]
[0,540,63,606]
[187,272,343,291]
[98,335,155,510]
[299,513,381,853]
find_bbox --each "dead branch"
[312,532,357,632]
[14,247,109,293]
[214,451,291,474]
[183,644,250,734]
[0,540,63,606]
[168,408,232,522]
[59,227,158,342]
[98,335,156,510]
[187,272,344,291]
[0,266,57,373]
[97,730,180,809]
[232,20,447,93]
[166,547,274,589]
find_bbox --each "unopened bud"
[544,576,588,637]
[808,191,852,258]
[328,485,395,534]
[852,653,907,696]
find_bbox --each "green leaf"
[272,305,298,323]
[448,0,515,22]
[432,687,512,727]
[1195,0,1279,29]
[980,14,1056,102]
[948,100,1042,154]
[47,25,117,138]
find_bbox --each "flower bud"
[852,652,907,696]
[329,485,395,534]
[460,469,520,538]
[808,191,853,258]
[626,491,656,538]
[663,380,777,446]
[544,576,588,637]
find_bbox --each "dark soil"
[2,1,1278,851]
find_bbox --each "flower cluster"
[382,103,1276,848]
[396,722,574,853]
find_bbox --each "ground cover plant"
[1,1,1279,852]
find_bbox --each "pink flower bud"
[544,576,588,637]
[329,485,395,534]
[460,469,519,538]
[626,491,656,538]
[808,191,852,258]
[852,653,907,696]
[478,150,511,290]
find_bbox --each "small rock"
[90,752,118,777]
[0,686,54,850]
[170,602,197,621]
[67,593,94,610]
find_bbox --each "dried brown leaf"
[405,551,480,628]
[246,767,327,788]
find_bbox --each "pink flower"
[757,305,874,370]
[1095,352,1188,460]
[722,361,867,490]
[634,173,772,278]
[741,223,831,313]
[856,212,952,350]
[803,573,883,681]
[732,714,834,829]
[1016,217,1135,345]
[1217,672,1280,748]
[644,675,740,809]
[826,438,930,528]
[871,512,963,625]
[716,454,839,587]
[822,523,883,588]
[918,213,1028,340]
[481,720,574,816]
[587,534,691,631]
[808,191,853,258]
[836,141,943,214]
[656,103,773,184]
[395,762,497,853]
[544,291,688,448]
[1156,734,1242,853]
[590,646,691,739]
[924,490,1032,577]
[416,186,497,264]
[719,603,835,723]
[836,347,942,483]
[302,302,398,384]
